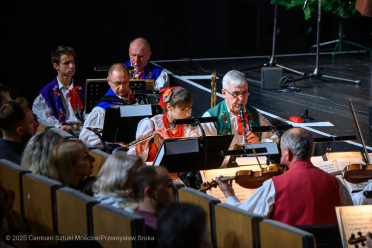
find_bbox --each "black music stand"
[239,0,305,76]
[313,135,358,159]
[153,135,234,189]
[102,104,157,144]
[222,142,280,168]
[288,0,360,85]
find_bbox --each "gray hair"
[281,128,314,160]
[92,151,146,197]
[222,70,248,89]
[21,130,63,177]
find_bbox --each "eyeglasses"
[108,78,129,87]
[223,88,250,99]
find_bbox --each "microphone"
[303,0,308,10]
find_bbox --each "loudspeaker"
[369,105,372,132]
[261,67,282,90]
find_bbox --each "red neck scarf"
[162,114,185,138]
[68,86,84,111]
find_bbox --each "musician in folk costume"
[127,87,199,162]
[201,70,275,166]
[80,63,135,148]
[33,46,85,133]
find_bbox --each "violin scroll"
[348,231,372,247]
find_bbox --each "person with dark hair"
[0,99,38,164]
[79,63,134,149]
[216,127,353,225]
[33,46,85,134]
[132,166,176,243]
[127,87,198,162]
[157,203,211,248]
[124,37,169,90]
[0,84,11,107]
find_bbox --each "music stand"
[102,104,156,144]
[153,135,234,188]
[238,0,305,76]
[312,135,358,159]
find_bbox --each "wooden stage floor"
[155,51,372,155]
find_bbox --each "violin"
[200,164,286,191]
[343,99,372,184]
[348,231,372,247]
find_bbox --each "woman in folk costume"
[127,87,199,162]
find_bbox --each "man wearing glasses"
[80,63,133,148]
[202,70,274,165]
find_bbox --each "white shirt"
[154,70,170,90]
[127,114,200,161]
[79,106,105,149]
[226,178,353,218]
[32,79,84,128]
[352,182,372,205]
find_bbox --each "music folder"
[102,104,156,144]
[152,135,234,173]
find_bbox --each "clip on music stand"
[102,104,156,144]
[153,135,234,189]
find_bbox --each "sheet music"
[336,205,372,248]
[200,165,263,203]
[311,156,339,174]
[336,175,370,193]
[326,152,364,170]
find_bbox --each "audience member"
[32,46,85,134]
[216,127,353,225]
[124,37,169,90]
[0,98,38,164]
[21,129,63,177]
[128,87,198,162]
[49,140,96,195]
[93,151,145,211]
[0,84,11,107]
[132,166,176,242]
[157,202,211,248]
[79,63,134,149]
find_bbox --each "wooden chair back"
[89,149,110,176]
[178,187,221,248]
[56,187,98,237]
[259,219,315,248]
[214,203,262,248]
[22,173,63,245]
[92,203,146,248]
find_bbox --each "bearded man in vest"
[216,127,353,225]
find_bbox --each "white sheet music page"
[336,205,372,248]
[311,156,339,174]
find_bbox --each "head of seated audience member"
[157,202,211,248]
[49,140,95,194]
[92,151,146,211]
[0,98,38,145]
[0,85,11,107]
[132,166,176,216]
[21,129,63,177]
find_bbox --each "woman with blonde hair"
[93,151,145,211]
[49,140,95,194]
[21,129,63,177]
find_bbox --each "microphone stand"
[289,0,360,85]
[238,0,305,76]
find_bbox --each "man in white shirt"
[79,63,134,149]
[32,46,85,133]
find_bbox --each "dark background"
[1,0,371,104]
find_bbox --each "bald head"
[128,37,152,72]
[280,128,313,161]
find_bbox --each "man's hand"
[60,125,72,132]
[215,176,235,198]
[246,130,259,144]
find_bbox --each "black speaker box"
[261,67,282,90]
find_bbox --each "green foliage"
[270,0,358,20]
